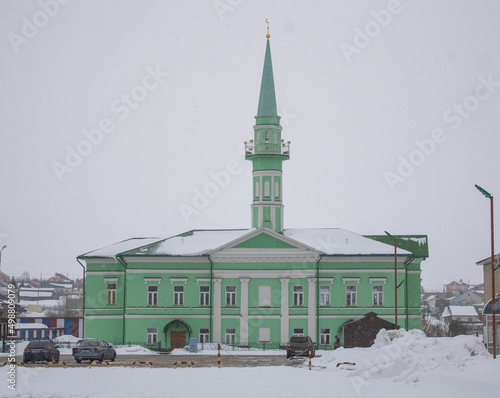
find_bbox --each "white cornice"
[213,270,317,278]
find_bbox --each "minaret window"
[274,182,280,199]
[264,181,270,197]
[265,131,269,142]
[255,181,260,198]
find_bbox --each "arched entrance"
[163,319,192,349]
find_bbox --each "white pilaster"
[240,278,250,346]
[280,278,290,344]
[308,278,316,342]
[213,278,222,343]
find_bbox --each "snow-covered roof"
[79,238,163,258]
[284,228,411,256]
[19,290,53,298]
[150,230,252,256]
[15,323,48,330]
[82,228,412,259]
[442,306,478,317]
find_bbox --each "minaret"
[245,21,290,233]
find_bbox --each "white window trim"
[170,278,188,285]
[369,278,387,284]
[319,278,334,284]
[104,278,118,284]
[196,278,210,284]
[343,278,360,284]
[144,278,162,285]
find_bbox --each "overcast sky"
[1,0,500,288]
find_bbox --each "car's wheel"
[111,353,116,362]
[55,354,60,363]
[76,359,81,364]
[286,352,291,359]
[99,354,104,362]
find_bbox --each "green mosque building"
[78,31,428,349]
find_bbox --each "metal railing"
[245,141,290,156]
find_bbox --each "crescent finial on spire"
[266,18,270,39]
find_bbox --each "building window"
[174,285,184,305]
[259,327,270,342]
[265,131,269,141]
[107,283,116,305]
[199,285,210,306]
[320,329,330,346]
[373,285,383,306]
[225,328,236,345]
[147,328,157,345]
[199,328,210,343]
[293,328,304,336]
[148,285,158,306]
[293,285,304,306]
[226,285,236,306]
[320,285,330,306]
[255,181,260,198]
[258,285,271,307]
[346,285,357,306]
[274,182,280,199]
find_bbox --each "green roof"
[257,39,277,116]
[364,235,429,258]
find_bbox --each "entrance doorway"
[170,331,187,349]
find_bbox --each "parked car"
[23,340,60,363]
[72,339,116,363]
[286,335,316,359]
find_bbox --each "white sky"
[1,0,500,288]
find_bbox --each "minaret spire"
[245,26,290,233]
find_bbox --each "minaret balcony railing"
[245,141,290,156]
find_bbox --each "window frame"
[320,328,331,346]
[173,285,184,306]
[372,285,384,306]
[346,285,357,306]
[147,328,158,345]
[226,285,236,307]
[107,283,117,305]
[293,285,304,306]
[320,285,330,306]
[147,284,158,306]
[199,285,210,306]
[225,328,236,345]
[199,328,210,343]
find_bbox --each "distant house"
[47,273,72,284]
[445,280,469,295]
[19,287,54,302]
[16,316,83,340]
[442,305,481,336]
[448,290,484,316]
[340,312,397,348]
[0,271,9,282]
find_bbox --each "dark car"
[286,335,316,359]
[23,340,60,363]
[72,339,116,363]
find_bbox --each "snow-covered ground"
[3,330,500,397]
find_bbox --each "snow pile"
[316,329,489,387]
[53,334,80,343]
[114,345,159,355]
